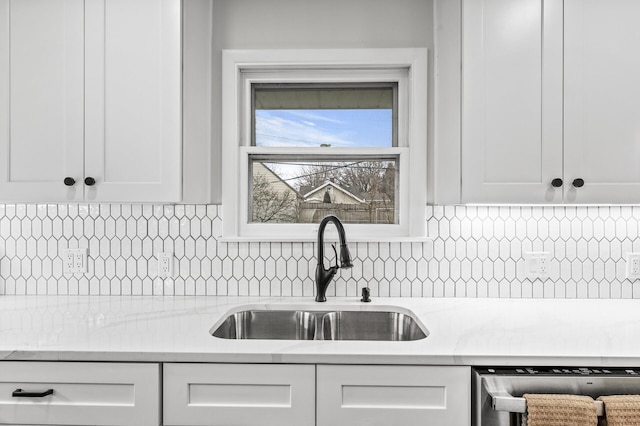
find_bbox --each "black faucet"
[315,215,353,302]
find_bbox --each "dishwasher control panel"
[476,367,640,376]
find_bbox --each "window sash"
[251,82,399,148]
[248,153,400,225]
[239,147,409,239]
[240,68,410,150]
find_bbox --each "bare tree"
[381,163,395,202]
[338,161,395,223]
[295,163,342,192]
[339,161,390,199]
[252,174,298,222]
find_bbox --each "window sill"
[217,235,434,244]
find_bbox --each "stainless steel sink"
[211,310,317,340]
[211,308,428,341]
[320,311,426,341]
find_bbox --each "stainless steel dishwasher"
[473,367,640,426]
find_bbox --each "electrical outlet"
[626,253,640,280]
[62,248,87,274]
[157,252,173,278]
[538,255,548,275]
[524,252,551,280]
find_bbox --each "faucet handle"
[331,244,340,268]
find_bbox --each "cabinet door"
[317,365,470,426]
[84,0,181,202]
[0,0,84,202]
[462,0,563,203]
[163,363,315,426]
[0,361,160,426]
[564,0,640,203]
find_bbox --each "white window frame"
[221,48,428,241]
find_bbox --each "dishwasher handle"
[489,390,605,416]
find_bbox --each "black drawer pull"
[12,388,54,398]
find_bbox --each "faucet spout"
[315,215,352,302]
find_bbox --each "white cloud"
[287,110,344,124]
[255,113,356,148]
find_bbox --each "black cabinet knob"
[551,178,563,187]
[84,177,96,186]
[63,177,76,186]
[572,178,585,188]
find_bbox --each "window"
[253,83,397,147]
[222,49,428,241]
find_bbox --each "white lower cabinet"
[317,365,470,426]
[0,361,469,426]
[163,363,470,426]
[163,363,316,426]
[0,361,161,426]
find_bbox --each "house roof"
[253,162,301,196]
[302,181,366,203]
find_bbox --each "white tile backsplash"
[0,204,640,297]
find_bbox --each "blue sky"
[255,109,393,148]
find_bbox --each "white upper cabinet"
[461,0,640,204]
[0,0,85,202]
[564,0,640,203]
[462,0,563,203]
[84,0,181,203]
[0,0,181,203]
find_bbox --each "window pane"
[253,84,396,148]
[250,157,398,225]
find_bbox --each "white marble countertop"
[1,295,639,367]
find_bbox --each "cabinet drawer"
[317,365,470,426]
[0,361,160,426]
[163,363,315,426]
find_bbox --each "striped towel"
[523,394,598,426]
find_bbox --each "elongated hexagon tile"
[1,203,640,297]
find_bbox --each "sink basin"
[320,311,426,341]
[211,310,317,340]
[211,307,428,341]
